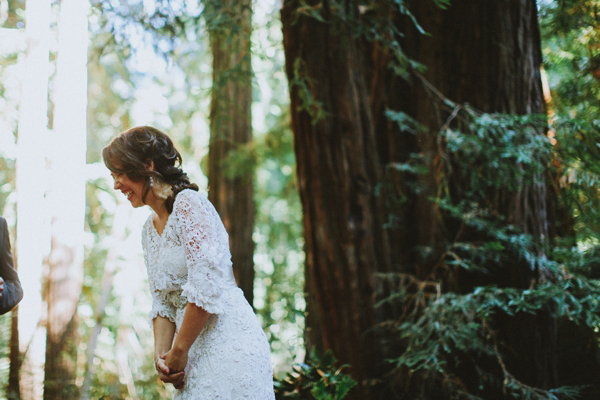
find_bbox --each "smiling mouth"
[123,190,134,200]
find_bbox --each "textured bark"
[282,0,584,398]
[394,3,558,393]
[282,2,392,398]
[400,0,551,240]
[368,1,566,396]
[207,0,255,307]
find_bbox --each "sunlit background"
[0,0,304,398]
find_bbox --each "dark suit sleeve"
[0,217,23,315]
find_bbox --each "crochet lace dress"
[141,189,275,399]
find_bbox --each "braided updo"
[102,126,199,213]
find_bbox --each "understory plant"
[274,350,357,400]
[377,107,600,399]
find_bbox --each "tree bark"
[393,2,558,393]
[282,0,577,398]
[282,2,392,398]
[8,307,20,399]
[398,0,551,240]
[206,0,255,307]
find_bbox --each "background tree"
[43,0,89,397]
[383,0,562,396]
[1,1,26,398]
[281,0,600,399]
[205,0,256,305]
[281,2,393,397]
[16,0,52,398]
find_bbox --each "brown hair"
[102,126,198,213]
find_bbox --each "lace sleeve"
[142,223,176,324]
[174,190,230,315]
[149,290,177,324]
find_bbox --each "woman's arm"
[153,315,176,359]
[162,302,211,373]
[153,316,185,387]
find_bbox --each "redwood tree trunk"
[282,0,569,398]
[282,2,392,398]
[207,0,255,306]
[397,0,551,241]
[395,1,557,391]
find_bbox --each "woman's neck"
[145,191,169,220]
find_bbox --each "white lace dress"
[141,189,275,399]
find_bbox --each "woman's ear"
[145,160,155,172]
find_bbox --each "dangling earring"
[149,176,154,187]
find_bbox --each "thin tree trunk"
[16,0,52,398]
[5,217,21,399]
[115,328,139,400]
[44,0,88,397]
[206,0,255,306]
[80,201,128,400]
[8,287,20,399]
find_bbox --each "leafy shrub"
[274,350,357,400]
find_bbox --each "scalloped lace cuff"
[149,308,176,326]
[181,283,224,315]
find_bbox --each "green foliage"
[377,102,600,398]
[290,58,327,124]
[539,0,600,244]
[203,0,251,36]
[439,109,552,197]
[287,0,443,123]
[385,110,426,135]
[539,0,600,118]
[551,117,600,241]
[274,350,357,400]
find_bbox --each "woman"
[102,126,275,399]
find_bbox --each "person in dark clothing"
[0,216,23,315]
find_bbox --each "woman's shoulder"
[173,188,206,204]
[172,188,210,214]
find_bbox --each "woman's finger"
[155,357,170,375]
[158,370,185,384]
[172,375,185,390]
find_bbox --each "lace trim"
[181,282,224,314]
[149,308,176,324]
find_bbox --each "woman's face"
[111,172,146,208]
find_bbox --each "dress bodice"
[140,189,274,400]
[142,189,237,321]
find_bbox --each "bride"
[102,126,275,399]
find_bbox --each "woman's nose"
[113,179,121,190]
